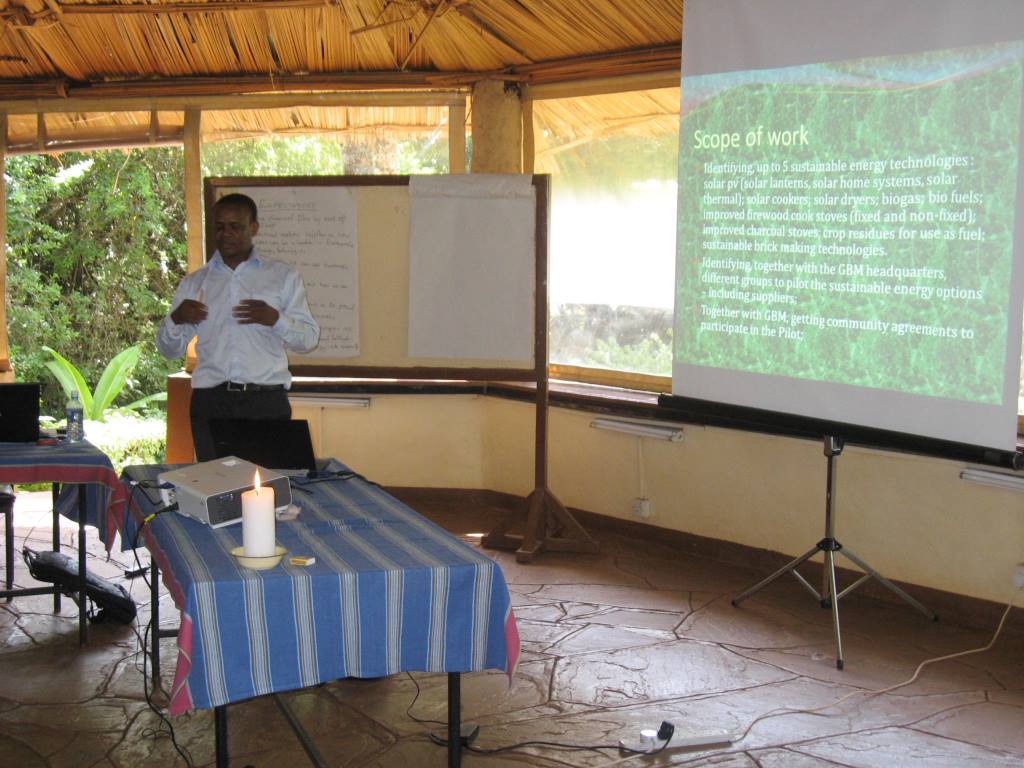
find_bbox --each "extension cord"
[619,728,738,752]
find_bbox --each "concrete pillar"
[470,80,523,173]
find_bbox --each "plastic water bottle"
[66,391,85,443]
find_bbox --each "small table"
[122,461,520,768]
[0,440,127,644]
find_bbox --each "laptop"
[0,383,40,442]
[208,418,326,475]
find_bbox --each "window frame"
[549,363,669,394]
[528,74,680,393]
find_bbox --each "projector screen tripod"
[732,435,936,669]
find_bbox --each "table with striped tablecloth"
[123,461,520,767]
[0,439,128,644]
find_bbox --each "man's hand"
[171,299,208,325]
[233,299,279,326]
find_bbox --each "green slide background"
[676,44,1023,404]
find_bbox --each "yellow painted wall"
[480,395,535,495]
[291,394,485,488]
[295,393,1024,603]
[540,403,1024,605]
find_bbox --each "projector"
[158,457,292,528]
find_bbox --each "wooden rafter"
[6,130,183,155]
[0,44,679,102]
[399,0,446,71]
[452,5,534,64]
[1,0,337,23]
[0,88,466,114]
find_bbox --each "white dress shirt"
[156,250,320,389]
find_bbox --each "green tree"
[6,133,450,418]
[6,148,187,415]
[201,134,448,177]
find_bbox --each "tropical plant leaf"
[91,345,141,421]
[42,360,77,401]
[116,391,168,413]
[42,345,94,415]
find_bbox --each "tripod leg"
[733,545,820,606]
[824,548,844,670]
[840,547,937,621]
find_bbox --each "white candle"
[241,470,276,557]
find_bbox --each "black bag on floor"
[22,547,137,625]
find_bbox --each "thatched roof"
[533,85,678,169]
[0,0,681,150]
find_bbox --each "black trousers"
[189,386,292,462]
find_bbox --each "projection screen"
[673,0,1024,451]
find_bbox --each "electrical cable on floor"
[410,673,676,759]
[124,617,195,767]
[602,586,1024,768]
[405,673,676,757]
[731,586,1023,738]
[403,672,447,727]
[12,481,188,765]
[427,731,675,758]
[122,482,194,767]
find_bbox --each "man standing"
[157,193,320,461]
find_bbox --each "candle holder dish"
[230,545,287,570]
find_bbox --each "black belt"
[213,382,286,392]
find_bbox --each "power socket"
[1014,563,1024,590]
[631,498,652,519]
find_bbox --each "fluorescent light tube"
[288,395,371,408]
[590,418,684,442]
[960,468,1024,492]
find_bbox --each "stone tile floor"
[0,491,1022,767]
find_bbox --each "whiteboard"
[236,185,359,358]
[206,175,545,376]
[408,175,536,361]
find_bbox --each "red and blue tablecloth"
[0,440,127,549]
[123,462,520,715]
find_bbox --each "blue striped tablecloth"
[122,462,520,715]
[0,440,126,548]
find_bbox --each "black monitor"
[207,418,318,473]
[0,383,40,443]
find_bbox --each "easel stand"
[732,435,936,669]
[482,377,599,563]
[480,173,597,563]
[482,486,599,563]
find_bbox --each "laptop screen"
[0,383,40,443]
[207,418,318,473]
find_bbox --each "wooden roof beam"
[0,44,679,104]
[516,45,680,85]
[0,73,484,102]
[5,127,184,155]
[35,113,46,151]
[4,0,334,23]
[0,89,467,115]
